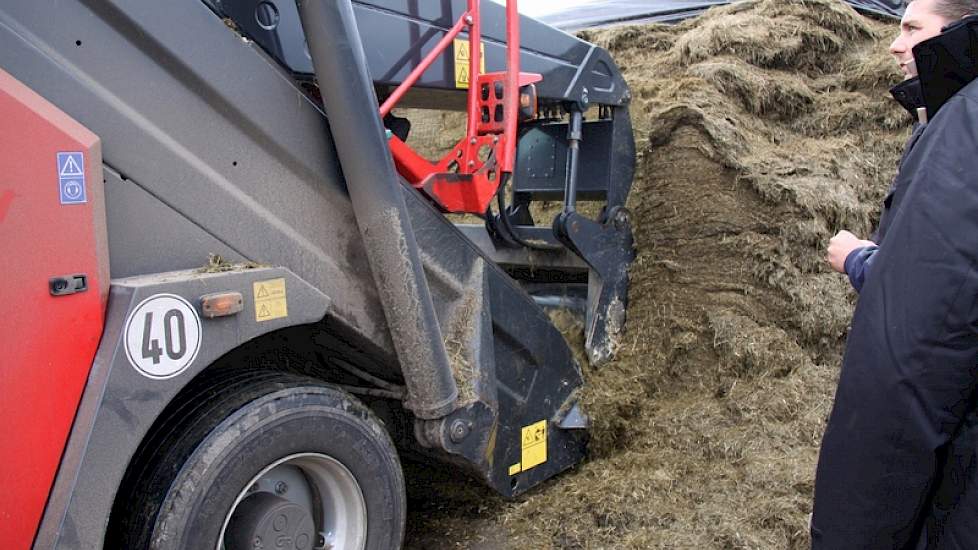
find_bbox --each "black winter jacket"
[811,17,978,550]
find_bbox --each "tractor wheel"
[120,376,405,550]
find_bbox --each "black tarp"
[530,0,904,29]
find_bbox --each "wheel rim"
[219,452,367,550]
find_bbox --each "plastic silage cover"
[527,0,904,29]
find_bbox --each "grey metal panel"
[351,1,629,105]
[515,119,619,200]
[216,0,626,104]
[0,0,392,354]
[103,167,244,277]
[356,0,593,89]
[36,267,331,550]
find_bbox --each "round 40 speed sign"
[124,294,202,379]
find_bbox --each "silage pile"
[405,1,910,548]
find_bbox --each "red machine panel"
[0,68,109,548]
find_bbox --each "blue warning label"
[58,152,86,205]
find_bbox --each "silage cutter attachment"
[379,0,637,365]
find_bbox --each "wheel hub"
[219,453,367,550]
[225,492,316,550]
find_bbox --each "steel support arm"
[296,0,458,419]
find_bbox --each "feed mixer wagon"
[0,0,636,548]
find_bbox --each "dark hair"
[906,0,978,19]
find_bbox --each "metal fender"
[34,267,330,550]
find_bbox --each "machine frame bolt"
[449,419,470,443]
[274,481,288,495]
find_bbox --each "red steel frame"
[381,0,540,215]
[0,68,110,550]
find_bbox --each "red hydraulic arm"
[380,0,540,215]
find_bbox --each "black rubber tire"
[119,375,405,550]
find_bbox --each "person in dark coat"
[826,0,960,290]
[812,0,978,548]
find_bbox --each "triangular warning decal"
[457,66,469,85]
[60,156,83,177]
[258,304,271,318]
[257,285,269,298]
[457,45,469,61]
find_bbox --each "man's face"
[890,0,955,77]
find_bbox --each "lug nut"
[274,481,288,495]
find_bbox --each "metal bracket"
[555,207,635,366]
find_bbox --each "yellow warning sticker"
[520,420,547,472]
[253,278,288,322]
[453,38,485,89]
[509,463,522,476]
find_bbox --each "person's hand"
[827,230,874,273]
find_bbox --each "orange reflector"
[200,292,243,318]
[519,83,538,122]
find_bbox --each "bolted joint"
[608,206,630,230]
[449,419,471,443]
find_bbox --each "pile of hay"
[405,1,909,547]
